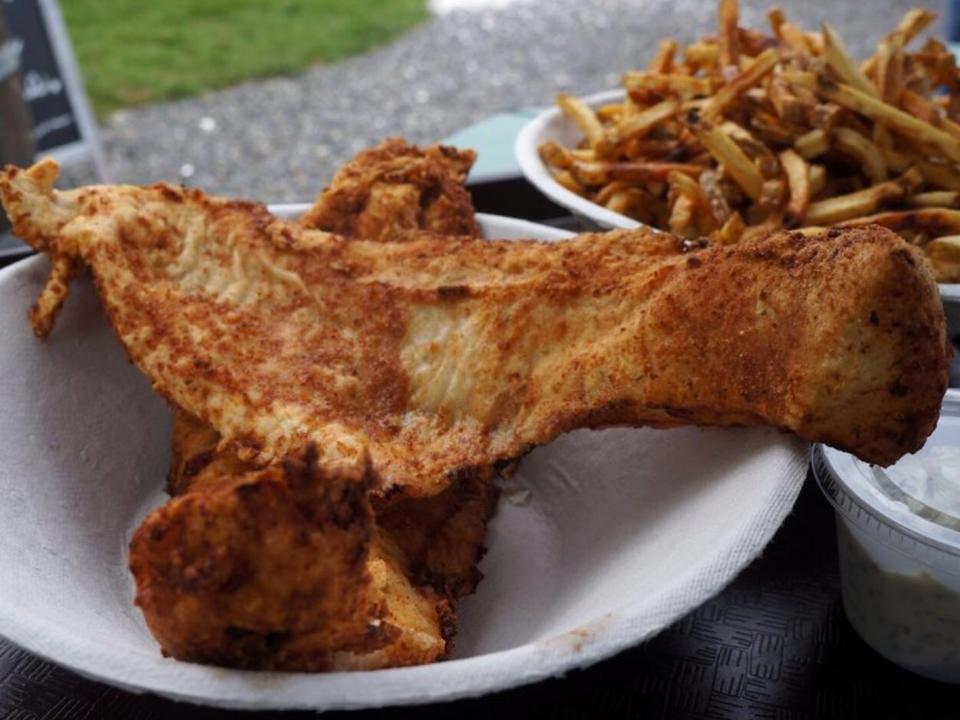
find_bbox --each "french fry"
[739,28,774,57]
[875,41,905,104]
[623,137,684,160]
[757,178,786,213]
[720,121,777,162]
[605,187,653,222]
[783,72,960,163]
[804,169,920,225]
[916,159,960,191]
[872,123,895,149]
[648,39,678,73]
[832,127,887,183]
[767,8,786,39]
[701,48,779,120]
[668,170,710,207]
[925,236,960,282]
[538,140,575,169]
[570,159,703,186]
[699,169,732,224]
[669,194,696,236]
[805,186,900,225]
[621,93,642,120]
[594,181,634,205]
[551,169,586,196]
[768,78,809,124]
[718,0,740,71]
[805,32,825,56]
[779,149,810,223]
[596,104,625,123]
[838,208,960,236]
[605,98,680,145]
[879,145,912,174]
[900,89,960,139]
[808,163,827,197]
[556,94,606,148]
[863,9,936,77]
[750,111,805,145]
[689,115,764,200]
[669,170,716,236]
[892,9,937,46]
[927,235,960,261]
[711,211,746,244]
[808,102,843,132]
[914,38,960,90]
[778,23,811,53]
[741,211,785,242]
[822,23,876,96]
[569,148,597,161]
[684,41,720,68]
[907,191,960,208]
[899,88,938,123]
[794,128,829,158]
[624,72,720,99]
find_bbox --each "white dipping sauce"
[814,391,960,683]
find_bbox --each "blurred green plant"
[61,0,429,118]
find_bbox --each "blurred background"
[0,0,952,201]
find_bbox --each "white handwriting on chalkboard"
[32,113,73,141]
[23,69,63,102]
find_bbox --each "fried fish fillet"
[297,137,479,240]
[147,410,495,670]
[2,159,948,482]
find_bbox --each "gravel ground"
[91,0,941,202]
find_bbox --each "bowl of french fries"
[516,0,960,296]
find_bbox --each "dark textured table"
[2,181,960,719]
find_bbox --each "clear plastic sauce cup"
[812,390,960,683]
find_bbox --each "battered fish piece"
[159,408,495,669]
[2,159,948,484]
[297,137,479,240]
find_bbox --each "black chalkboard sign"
[0,0,104,173]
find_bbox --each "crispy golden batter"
[130,445,387,670]
[161,407,495,670]
[2,159,948,480]
[297,137,479,240]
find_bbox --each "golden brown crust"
[376,470,500,600]
[130,446,386,671]
[167,406,254,495]
[0,160,947,484]
[297,138,479,240]
[158,407,497,670]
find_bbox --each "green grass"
[60,0,429,117]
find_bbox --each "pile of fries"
[538,0,960,281]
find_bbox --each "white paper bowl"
[515,89,637,231]
[0,207,808,710]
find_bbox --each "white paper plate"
[0,207,808,711]
[515,89,637,231]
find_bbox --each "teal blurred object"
[443,108,541,185]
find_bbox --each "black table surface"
[3,180,960,718]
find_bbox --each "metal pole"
[0,9,35,232]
